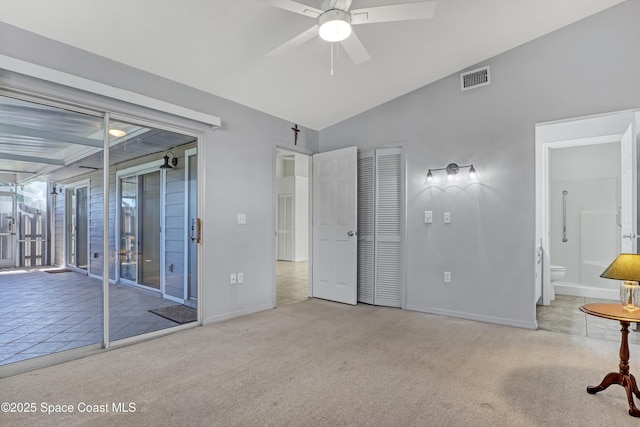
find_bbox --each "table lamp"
[600,253,640,311]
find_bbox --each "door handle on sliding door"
[197,218,201,244]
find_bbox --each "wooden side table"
[580,303,640,417]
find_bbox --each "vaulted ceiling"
[0,0,627,130]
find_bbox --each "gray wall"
[319,0,640,328]
[0,22,319,323]
[2,0,639,330]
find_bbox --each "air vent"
[461,66,490,91]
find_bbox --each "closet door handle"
[347,230,356,237]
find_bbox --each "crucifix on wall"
[291,124,300,145]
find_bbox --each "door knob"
[347,231,355,237]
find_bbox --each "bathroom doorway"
[535,110,640,306]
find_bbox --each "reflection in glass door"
[119,171,160,290]
[66,186,88,270]
[0,192,16,268]
[140,172,160,288]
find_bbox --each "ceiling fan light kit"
[319,9,352,42]
[268,0,437,66]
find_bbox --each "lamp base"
[621,281,640,311]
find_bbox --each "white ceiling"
[0,0,627,130]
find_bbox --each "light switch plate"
[443,212,451,224]
[424,211,433,224]
[237,213,247,225]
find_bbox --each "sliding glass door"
[0,93,201,368]
[118,170,161,290]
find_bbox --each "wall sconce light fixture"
[50,183,63,195]
[425,163,477,185]
[159,151,178,170]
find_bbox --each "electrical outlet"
[443,212,451,224]
[230,273,237,285]
[237,272,244,284]
[444,271,451,283]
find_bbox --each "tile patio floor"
[0,268,183,366]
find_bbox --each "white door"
[312,146,358,305]
[357,148,403,307]
[620,122,637,253]
[357,150,375,304]
[374,148,402,307]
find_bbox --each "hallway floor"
[276,261,308,307]
[537,294,640,345]
[0,269,181,365]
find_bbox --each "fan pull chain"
[330,42,334,76]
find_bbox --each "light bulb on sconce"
[468,164,478,182]
[425,170,434,185]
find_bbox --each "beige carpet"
[0,299,638,426]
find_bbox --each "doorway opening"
[535,109,639,336]
[275,148,310,306]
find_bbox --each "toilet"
[550,265,566,282]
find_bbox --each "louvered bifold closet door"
[277,193,294,261]
[357,151,375,304]
[374,148,402,307]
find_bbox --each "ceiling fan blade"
[351,1,437,25]
[267,24,319,58]
[269,0,322,18]
[340,31,370,65]
[327,0,353,11]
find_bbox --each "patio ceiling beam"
[0,152,64,165]
[0,168,37,174]
[0,124,103,148]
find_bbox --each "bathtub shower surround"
[549,142,621,299]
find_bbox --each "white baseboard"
[405,305,538,330]
[203,303,274,325]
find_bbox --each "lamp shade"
[600,254,640,281]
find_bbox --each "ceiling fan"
[268,0,438,65]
